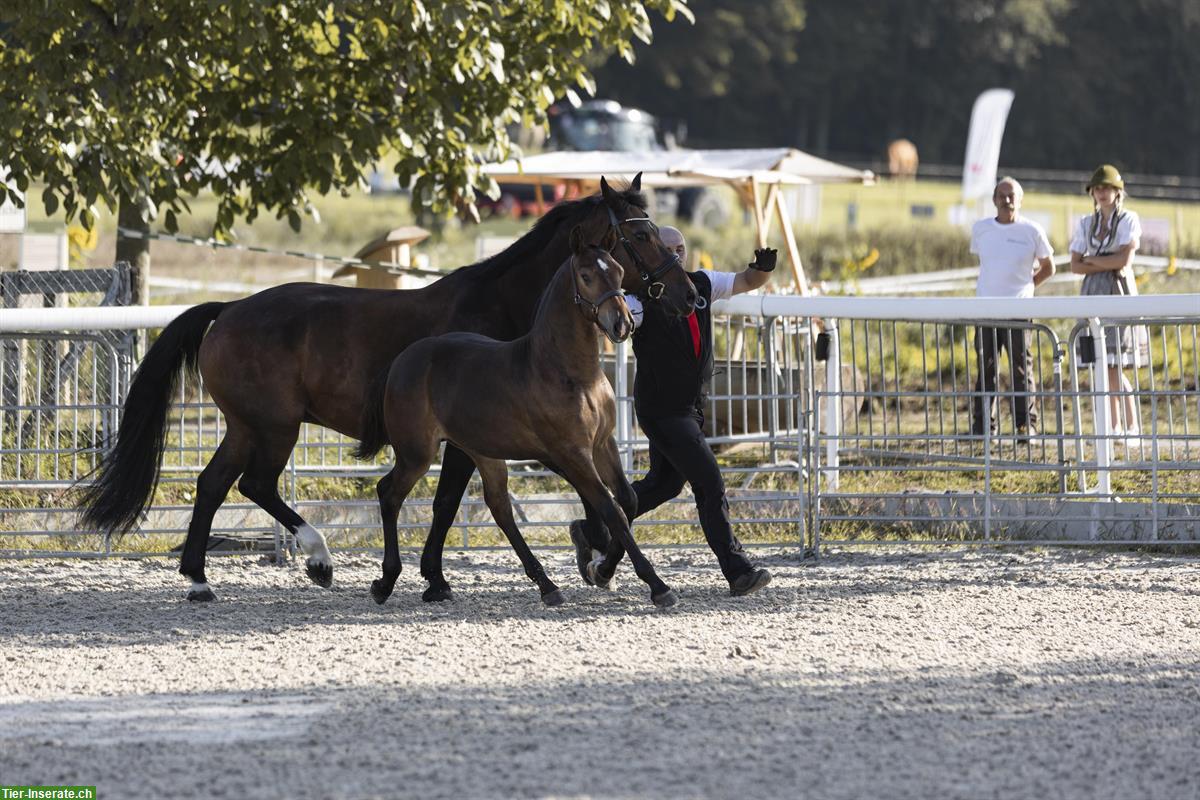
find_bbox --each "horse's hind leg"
[419,444,476,603]
[373,454,435,604]
[178,428,253,601]
[473,456,563,606]
[236,426,334,588]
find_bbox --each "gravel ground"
[1,545,1199,800]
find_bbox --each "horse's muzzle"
[603,310,633,344]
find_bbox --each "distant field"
[819,178,1200,253]
[3,176,1198,295]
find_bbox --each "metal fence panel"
[2,297,1198,558]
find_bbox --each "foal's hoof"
[422,584,453,603]
[586,558,616,590]
[651,588,679,609]
[186,586,216,602]
[370,579,393,605]
[306,559,333,588]
[541,589,565,607]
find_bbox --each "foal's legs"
[236,426,334,588]
[418,444,476,602]
[178,427,253,601]
[371,423,441,604]
[472,456,563,606]
[370,459,430,604]
[560,452,675,607]
[589,438,638,588]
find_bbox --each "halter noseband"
[606,206,683,301]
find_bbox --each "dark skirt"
[1079,269,1149,368]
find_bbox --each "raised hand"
[749,247,778,272]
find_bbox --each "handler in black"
[570,226,775,596]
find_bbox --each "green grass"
[5,176,1199,290]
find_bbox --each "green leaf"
[0,0,690,259]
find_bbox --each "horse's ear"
[600,176,615,204]
[600,225,618,252]
[630,172,642,192]
[569,224,585,255]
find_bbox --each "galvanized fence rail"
[795,294,1200,548]
[2,290,1198,559]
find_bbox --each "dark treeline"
[594,0,1200,177]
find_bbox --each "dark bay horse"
[79,176,696,601]
[358,226,678,608]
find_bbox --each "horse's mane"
[528,250,577,327]
[455,186,647,279]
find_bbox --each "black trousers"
[972,325,1037,434]
[581,409,754,581]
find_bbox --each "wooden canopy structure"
[332,225,431,289]
[483,148,875,294]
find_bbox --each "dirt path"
[2,546,1198,799]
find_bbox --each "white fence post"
[1088,317,1113,499]
[615,339,633,472]
[823,320,841,491]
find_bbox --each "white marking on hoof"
[591,549,603,561]
[187,581,215,601]
[295,523,332,569]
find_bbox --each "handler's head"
[660,225,686,266]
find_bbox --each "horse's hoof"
[587,558,616,591]
[422,584,453,603]
[541,589,565,607]
[370,579,393,605]
[306,559,333,588]
[186,587,216,602]
[652,588,679,608]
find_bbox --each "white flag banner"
[961,88,1015,203]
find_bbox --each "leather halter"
[572,246,626,321]
[606,206,683,300]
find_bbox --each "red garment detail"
[687,311,701,358]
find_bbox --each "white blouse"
[1069,209,1141,257]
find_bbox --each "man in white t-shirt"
[969,177,1055,437]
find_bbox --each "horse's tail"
[78,302,228,537]
[353,366,392,461]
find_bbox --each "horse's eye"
[580,273,592,284]
[637,231,649,242]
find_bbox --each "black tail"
[78,302,227,536]
[353,367,392,461]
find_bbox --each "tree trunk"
[115,193,150,306]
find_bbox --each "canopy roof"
[483,148,874,188]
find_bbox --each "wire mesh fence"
[1,289,1198,559]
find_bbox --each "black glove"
[749,247,777,272]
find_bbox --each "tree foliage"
[594,0,1200,177]
[0,0,690,240]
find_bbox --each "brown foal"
[361,226,678,608]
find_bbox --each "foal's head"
[598,174,697,318]
[568,225,633,344]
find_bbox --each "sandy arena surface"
[1,545,1199,799]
